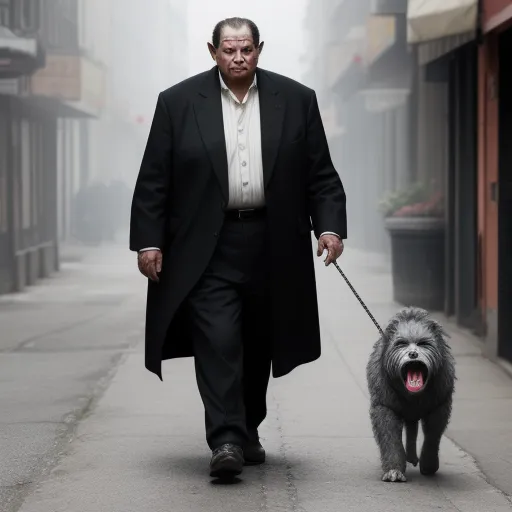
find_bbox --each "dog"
[366,306,456,482]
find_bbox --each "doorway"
[498,28,512,361]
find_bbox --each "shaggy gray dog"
[366,306,456,482]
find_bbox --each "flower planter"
[385,216,445,311]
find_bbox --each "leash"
[332,261,386,339]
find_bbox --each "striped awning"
[407,0,478,43]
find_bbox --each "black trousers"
[185,215,272,450]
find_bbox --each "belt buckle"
[238,208,254,220]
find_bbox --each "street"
[1,239,512,512]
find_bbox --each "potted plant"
[378,182,445,311]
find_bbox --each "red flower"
[393,192,443,217]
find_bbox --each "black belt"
[224,208,266,221]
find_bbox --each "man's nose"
[234,52,244,63]
[408,351,418,359]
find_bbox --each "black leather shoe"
[244,430,266,465]
[209,443,244,479]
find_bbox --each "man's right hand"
[137,250,162,282]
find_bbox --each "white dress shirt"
[139,72,339,252]
[219,72,265,209]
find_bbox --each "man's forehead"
[220,35,254,46]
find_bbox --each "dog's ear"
[384,318,400,339]
[427,318,450,340]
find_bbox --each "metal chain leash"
[332,261,386,340]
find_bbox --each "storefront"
[478,0,512,363]
[0,0,47,293]
[407,0,481,326]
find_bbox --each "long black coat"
[130,66,347,380]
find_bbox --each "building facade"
[478,0,512,363]
[0,0,187,294]
[302,0,512,365]
[0,0,104,292]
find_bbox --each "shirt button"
[239,144,245,150]
[238,127,244,132]
[241,161,247,167]
[243,181,249,187]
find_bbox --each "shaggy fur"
[366,307,456,482]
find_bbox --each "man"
[130,17,347,479]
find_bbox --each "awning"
[0,26,38,57]
[0,26,44,78]
[407,0,478,43]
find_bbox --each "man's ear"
[258,41,264,55]
[207,42,217,61]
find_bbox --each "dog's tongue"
[406,370,424,392]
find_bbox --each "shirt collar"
[218,71,257,98]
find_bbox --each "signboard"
[29,53,106,117]
[30,54,81,100]
[366,15,396,65]
[0,0,40,37]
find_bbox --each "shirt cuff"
[139,247,161,252]
[320,232,341,239]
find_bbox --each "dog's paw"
[419,454,439,476]
[382,469,407,482]
[407,453,419,467]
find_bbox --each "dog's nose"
[409,351,418,359]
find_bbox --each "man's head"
[208,17,264,83]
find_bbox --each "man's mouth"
[402,362,428,393]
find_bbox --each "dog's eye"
[395,339,409,347]
[417,340,430,346]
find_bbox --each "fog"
[65,0,312,247]
[1,2,509,508]
[0,0,423,270]
[186,0,308,81]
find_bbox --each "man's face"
[208,25,263,82]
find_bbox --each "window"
[0,108,8,234]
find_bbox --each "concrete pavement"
[0,241,146,512]
[5,239,511,511]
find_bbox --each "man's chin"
[228,69,251,78]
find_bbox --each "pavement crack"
[1,350,129,512]
[271,390,306,512]
[257,465,269,512]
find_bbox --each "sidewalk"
[0,242,147,512]
[318,247,512,498]
[10,242,512,511]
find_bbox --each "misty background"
[186,0,308,81]
[3,2,512,509]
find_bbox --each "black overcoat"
[130,66,347,380]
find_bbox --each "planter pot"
[385,216,445,311]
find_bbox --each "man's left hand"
[317,234,344,266]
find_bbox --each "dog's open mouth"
[402,362,428,393]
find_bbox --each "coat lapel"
[257,68,285,188]
[193,67,229,202]
[193,67,285,201]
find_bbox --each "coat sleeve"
[306,90,347,240]
[129,92,173,252]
